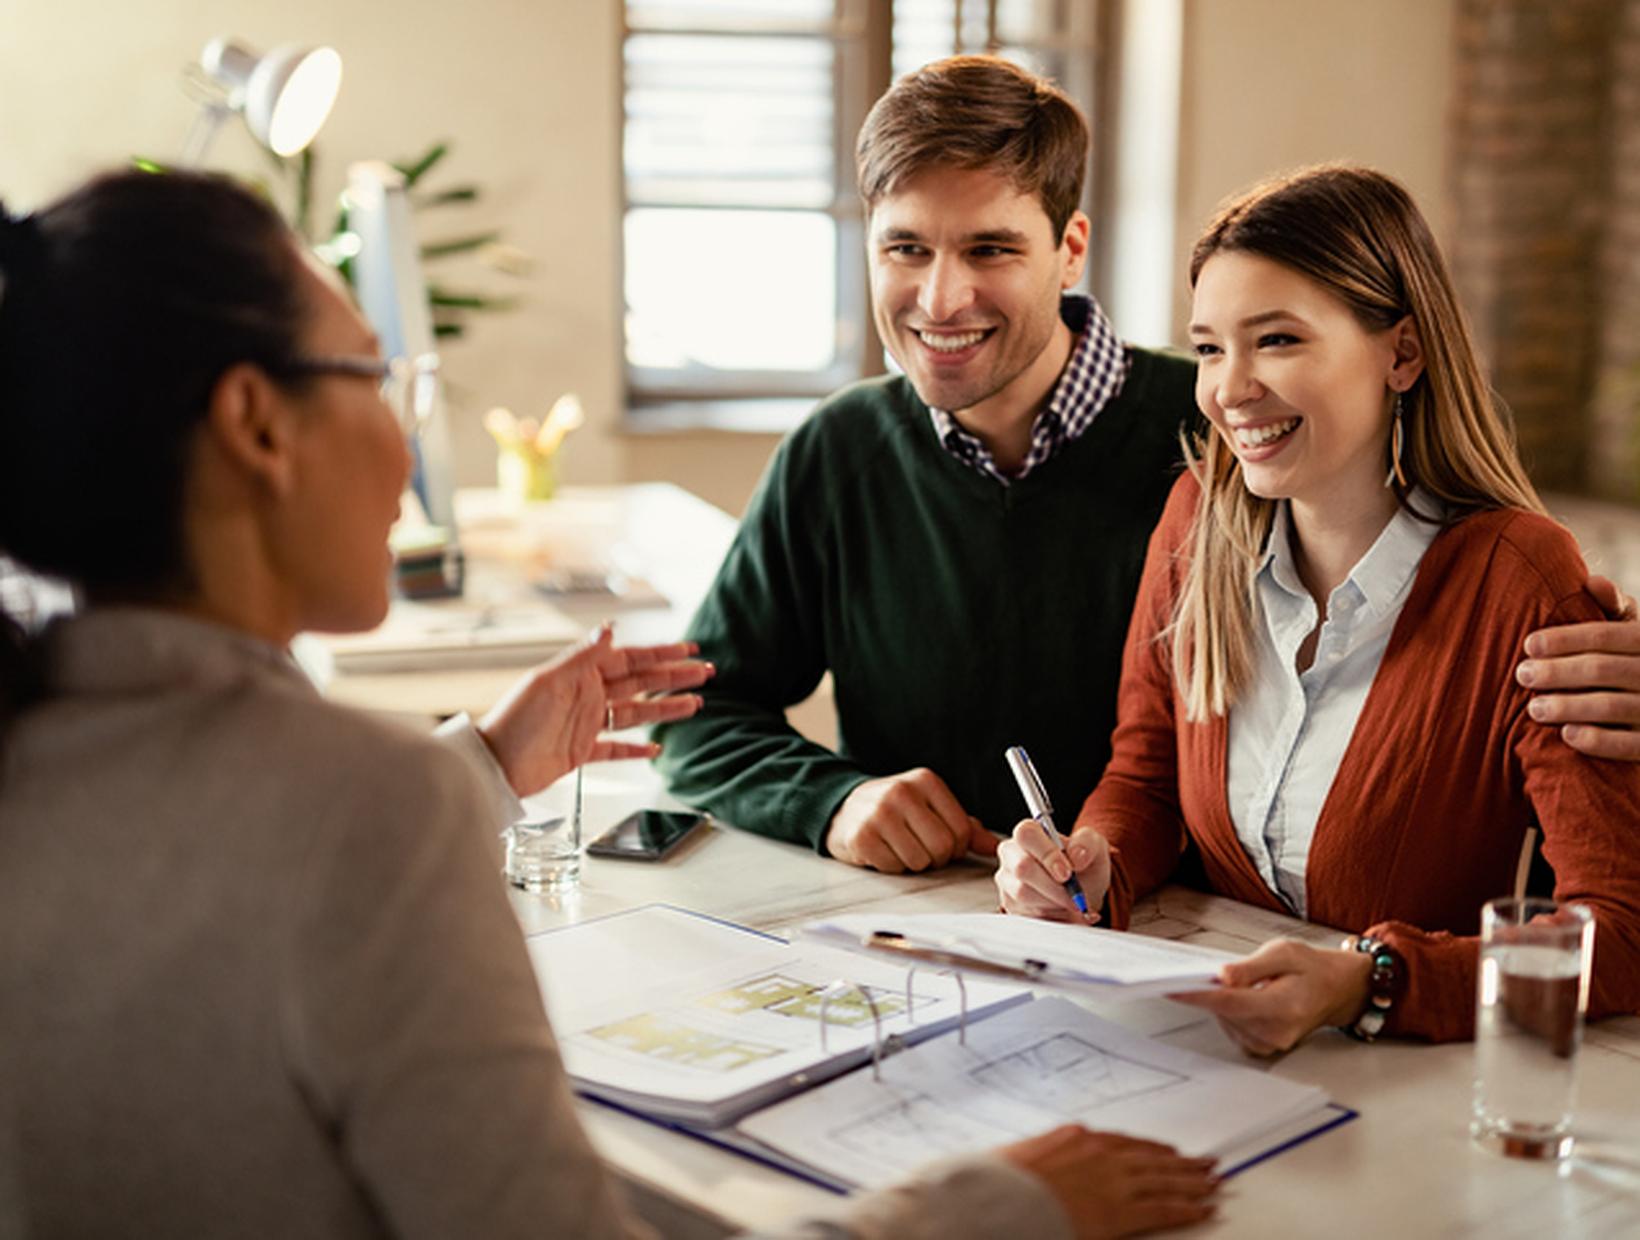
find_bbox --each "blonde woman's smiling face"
[1189,250,1406,514]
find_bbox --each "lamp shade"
[200,38,343,157]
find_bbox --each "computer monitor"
[343,160,458,534]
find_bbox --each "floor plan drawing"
[829,1091,1004,1161]
[586,1012,785,1072]
[696,973,923,1027]
[970,1033,1185,1116]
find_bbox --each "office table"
[328,483,1640,1237]
[518,770,1640,1240]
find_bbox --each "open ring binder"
[817,966,975,1080]
[529,905,1352,1196]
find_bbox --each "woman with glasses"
[0,170,1217,1237]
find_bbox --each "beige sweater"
[0,610,1066,1240]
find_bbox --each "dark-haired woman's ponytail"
[0,203,46,750]
[0,201,43,278]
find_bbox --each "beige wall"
[1174,0,1455,340]
[0,0,1455,519]
[0,0,640,493]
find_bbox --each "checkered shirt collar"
[927,293,1129,484]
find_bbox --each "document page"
[801,912,1236,996]
[526,905,1029,1127]
[737,996,1331,1189]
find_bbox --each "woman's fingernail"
[1528,697,1548,720]
[1516,661,1537,686]
[1068,846,1089,868]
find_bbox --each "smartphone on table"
[586,809,707,861]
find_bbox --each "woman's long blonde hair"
[1173,164,1547,722]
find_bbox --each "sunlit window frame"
[621,1,1108,422]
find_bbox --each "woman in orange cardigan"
[995,165,1640,1050]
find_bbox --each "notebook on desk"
[525,905,1351,1192]
[312,595,583,673]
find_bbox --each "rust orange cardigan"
[1079,473,1640,1041]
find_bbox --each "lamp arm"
[181,101,231,168]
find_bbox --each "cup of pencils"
[486,394,585,504]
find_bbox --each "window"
[622,0,1105,422]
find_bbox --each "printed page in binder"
[525,905,1031,1129]
[736,995,1339,1190]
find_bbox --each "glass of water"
[504,767,583,892]
[1471,897,1594,1160]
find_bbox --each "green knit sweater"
[656,347,1199,850]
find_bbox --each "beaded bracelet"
[1339,934,1407,1042]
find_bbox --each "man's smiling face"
[868,164,1087,420]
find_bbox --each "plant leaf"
[393,141,449,188]
[414,186,481,209]
[427,289,517,311]
[421,231,502,260]
[293,146,316,240]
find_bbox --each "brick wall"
[1448,0,1621,493]
[1589,2,1640,497]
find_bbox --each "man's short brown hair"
[855,56,1090,241]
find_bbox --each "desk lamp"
[181,38,343,164]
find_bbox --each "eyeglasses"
[271,352,441,437]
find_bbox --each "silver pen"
[1004,745,1091,918]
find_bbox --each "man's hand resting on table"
[824,768,998,872]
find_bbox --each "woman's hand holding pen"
[995,820,1110,924]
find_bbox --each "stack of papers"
[800,912,1235,1000]
[315,596,582,672]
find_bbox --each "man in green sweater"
[656,57,1192,871]
[657,55,1640,873]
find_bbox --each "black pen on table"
[1004,745,1093,921]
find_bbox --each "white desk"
[323,483,740,720]
[518,799,1640,1239]
[329,483,1640,1237]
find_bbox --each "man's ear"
[1059,210,1090,289]
[1388,315,1426,392]
[203,362,300,496]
